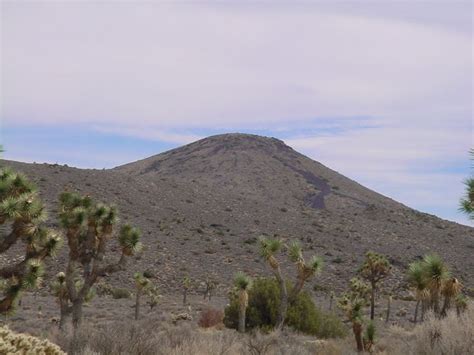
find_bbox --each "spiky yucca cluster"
[407,254,462,318]
[0,168,62,313]
[0,326,65,355]
[56,191,142,328]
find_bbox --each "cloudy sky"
[1,1,472,225]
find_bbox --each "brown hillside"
[2,133,473,296]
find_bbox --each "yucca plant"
[233,271,252,333]
[134,272,151,320]
[57,191,142,329]
[0,168,62,314]
[359,251,391,320]
[440,277,462,317]
[454,294,468,316]
[407,261,429,322]
[363,321,376,352]
[338,277,370,352]
[421,254,450,315]
[259,236,287,329]
[287,241,323,304]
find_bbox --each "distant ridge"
[2,133,473,295]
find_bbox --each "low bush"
[112,287,131,299]
[224,277,346,338]
[198,307,224,328]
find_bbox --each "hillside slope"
[2,133,473,296]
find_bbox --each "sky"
[0,1,472,225]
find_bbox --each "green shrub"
[224,278,346,338]
[112,288,131,299]
[317,311,347,338]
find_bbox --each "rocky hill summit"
[2,133,473,296]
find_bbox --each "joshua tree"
[259,236,287,329]
[441,277,462,317]
[234,271,252,333]
[147,285,160,311]
[57,191,142,329]
[407,261,429,322]
[459,149,474,220]
[183,275,191,305]
[203,276,217,301]
[338,277,370,352]
[421,254,449,315]
[134,272,151,320]
[0,168,62,314]
[287,241,323,304]
[359,251,391,320]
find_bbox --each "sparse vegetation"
[1,144,473,354]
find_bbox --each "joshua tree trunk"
[329,294,333,311]
[59,299,71,330]
[238,303,246,333]
[421,300,426,321]
[414,299,420,323]
[386,295,391,323]
[72,299,83,330]
[432,290,440,315]
[272,267,287,330]
[440,295,451,317]
[353,321,364,352]
[370,281,376,320]
[289,277,305,304]
[135,288,142,320]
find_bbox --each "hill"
[2,133,473,295]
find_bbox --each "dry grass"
[377,303,474,355]
[44,301,473,355]
[49,316,317,355]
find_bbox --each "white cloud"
[1,2,471,130]
[92,125,202,145]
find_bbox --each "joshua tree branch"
[0,230,19,253]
